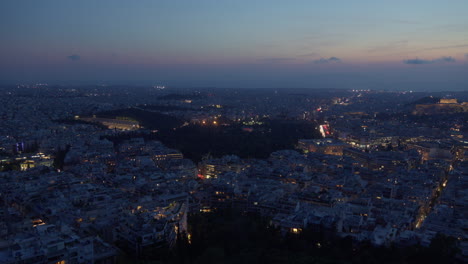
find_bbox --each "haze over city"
[1,0,468,90]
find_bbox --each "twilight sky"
[1,0,468,90]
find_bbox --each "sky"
[1,0,467,90]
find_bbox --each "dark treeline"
[0,161,20,172]
[119,209,461,264]
[97,108,185,131]
[405,96,441,106]
[138,104,200,112]
[53,145,70,170]
[104,120,320,162]
[155,121,319,161]
[97,107,320,161]
[54,118,109,129]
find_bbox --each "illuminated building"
[413,98,468,115]
[319,124,332,138]
[116,200,188,255]
[343,147,420,171]
[153,151,183,163]
[199,155,244,179]
[439,98,458,104]
[406,142,453,162]
[80,117,140,130]
[298,139,348,156]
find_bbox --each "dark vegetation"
[406,96,441,106]
[100,108,320,161]
[0,161,20,172]
[138,104,200,112]
[54,118,108,129]
[53,145,70,170]
[119,209,462,264]
[0,149,10,157]
[97,108,185,131]
[154,120,319,161]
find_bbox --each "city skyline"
[1,0,468,90]
[1,2,467,262]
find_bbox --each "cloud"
[67,54,81,61]
[437,56,456,63]
[403,58,431,64]
[314,57,341,64]
[403,56,456,65]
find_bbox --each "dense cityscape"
[2,1,468,263]
[0,85,466,263]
